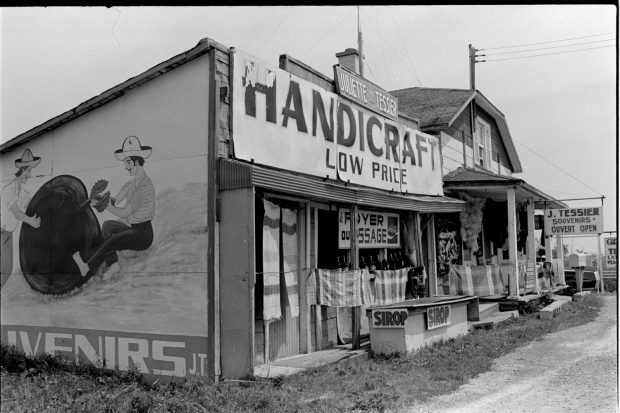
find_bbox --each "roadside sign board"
[605,237,617,269]
[338,209,400,249]
[544,206,604,236]
[372,309,408,328]
[426,305,451,330]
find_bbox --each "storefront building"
[392,87,568,298]
[1,38,465,381]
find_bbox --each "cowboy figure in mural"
[73,136,155,279]
[1,149,42,288]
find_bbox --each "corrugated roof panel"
[220,159,464,212]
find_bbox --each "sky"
[1,5,617,254]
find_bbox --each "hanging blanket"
[373,268,409,305]
[315,268,372,307]
[282,207,299,317]
[449,264,504,296]
[262,199,281,321]
[307,269,318,306]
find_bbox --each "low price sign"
[544,206,604,235]
[605,237,617,269]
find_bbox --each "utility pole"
[358,6,364,77]
[469,44,485,90]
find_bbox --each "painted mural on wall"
[1,149,42,289]
[1,136,209,379]
[3,137,155,294]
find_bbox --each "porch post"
[299,205,309,353]
[507,187,519,297]
[557,235,566,286]
[427,215,437,297]
[351,205,360,350]
[527,199,538,293]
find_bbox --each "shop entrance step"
[478,302,500,320]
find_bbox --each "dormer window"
[474,118,492,169]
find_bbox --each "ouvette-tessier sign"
[232,49,444,196]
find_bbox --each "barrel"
[19,175,102,294]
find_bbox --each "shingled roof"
[391,87,473,127]
[391,87,523,173]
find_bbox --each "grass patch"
[1,294,607,412]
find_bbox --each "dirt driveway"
[406,295,618,413]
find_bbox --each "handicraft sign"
[232,49,444,196]
[544,206,604,235]
[338,209,400,249]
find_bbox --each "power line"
[363,57,381,84]
[362,8,420,89]
[299,8,356,58]
[514,140,603,196]
[388,8,422,86]
[484,45,614,62]
[481,38,615,56]
[481,32,616,51]
[255,7,295,55]
[363,9,393,87]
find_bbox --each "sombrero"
[114,136,152,161]
[15,148,41,169]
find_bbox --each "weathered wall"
[1,53,212,381]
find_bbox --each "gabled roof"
[392,88,473,127]
[1,37,229,154]
[443,167,567,209]
[391,87,523,173]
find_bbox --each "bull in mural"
[3,137,155,295]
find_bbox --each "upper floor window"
[474,118,492,169]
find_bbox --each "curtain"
[281,207,299,317]
[262,199,281,321]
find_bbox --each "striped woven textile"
[306,269,317,305]
[315,268,373,307]
[281,207,299,318]
[262,199,281,321]
[449,264,504,296]
[373,268,409,305]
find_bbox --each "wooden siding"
[475,107,512,173]
[440,131,464,175]
[428,104,514,175]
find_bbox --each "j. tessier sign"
[232,50,444,196]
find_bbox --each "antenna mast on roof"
[358,6,364,77]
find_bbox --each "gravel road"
[406,295,618,413]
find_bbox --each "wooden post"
[300,206,309,353]
[264,321,270,363]
[598,234,605,293]
[427,215,437,297]
[507,187,519,297]
[351,205,360,350]
[527,199,538,292]
[314,208,322,351]
[557,235,566,286]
